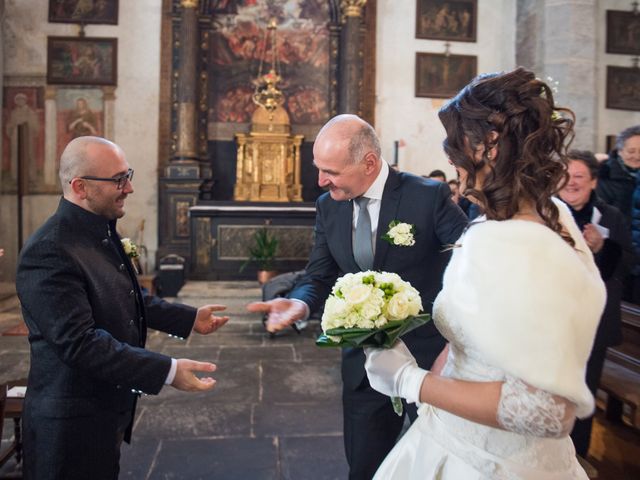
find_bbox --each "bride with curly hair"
[364,67,604,479]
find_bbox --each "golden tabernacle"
[233,104,303,202]
[233,17,303,203]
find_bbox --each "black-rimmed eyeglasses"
[71,168,134,190]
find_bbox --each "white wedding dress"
[374,201,606,479]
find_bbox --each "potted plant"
[240,227,279,284]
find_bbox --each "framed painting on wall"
[606,66,640,112]
[606,10,640,55]
[1,87,49,194]
[47,37,117,86]
[416,0,477,42]
[415,52,477,98]
[55,88,105,160]
[49,0,119,25]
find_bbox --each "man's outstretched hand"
[193,304,229,335]
[246,298,307,333]
[171,359,217,392]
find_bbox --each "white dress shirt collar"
[361,160,389,201]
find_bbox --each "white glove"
[364,339,429,404]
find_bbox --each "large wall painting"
[1,87,46,194]
[55,88,104,159]
[207,0,330,139]
[49,0,119,25]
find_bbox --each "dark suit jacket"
[289,169,468,388]
[16,198,196,443]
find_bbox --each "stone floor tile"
[280,435,349,480]
[253,401,343,437]
[120,437,159,480]
[217,344,296,362]
[187,331,267,347]
[133,401,252,439]
[261,360,341,404]
[160,344,221,363]
[150,437,278,480]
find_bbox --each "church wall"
[0,0,161,280]
[596,0,640,151]
[1,1,639,282]
[375,0,517,180]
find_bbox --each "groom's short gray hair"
[317,114,381,164]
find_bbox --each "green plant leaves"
[315,314,431,348]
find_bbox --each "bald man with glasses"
[16,136,230,480]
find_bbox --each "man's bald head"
[315,114,381,165]
[59,136,122,194]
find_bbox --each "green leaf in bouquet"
[315,314,431,348]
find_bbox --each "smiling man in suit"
[16,136,230,480]
[247,114,468,479]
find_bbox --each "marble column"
[44,86,57,187]
[172,0,200,167]
[103,86,116,142]
[516,0,598,150]
[157,0,204,263]
[338,0,367,115]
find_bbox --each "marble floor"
[1,281,639,479]
[0,281,348,479]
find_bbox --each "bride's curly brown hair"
[438,67,575,244]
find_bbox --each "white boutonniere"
[121,237,141,274]
[381,221,416,247]
[121,238,139,258]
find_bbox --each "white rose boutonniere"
[121,238,141,274]
[121,238,139,258]
[381,221,416,247]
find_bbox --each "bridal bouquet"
[316,271,430,349]
[316,271,430,415]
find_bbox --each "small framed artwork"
[415,52,477,99]
[416,0,477,42]
[49,0,119,25]
[606,10,640,55]
[47,37,117,86]
[606,135,617,153]
[606,66,640,112]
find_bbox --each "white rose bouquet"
[316,270,428,348]
[316,271,430,414]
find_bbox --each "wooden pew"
[599,302,640,428]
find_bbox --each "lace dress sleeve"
[496,376,577,438]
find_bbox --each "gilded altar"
[233,105,304,202]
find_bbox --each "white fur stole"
[435,199,605,418]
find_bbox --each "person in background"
[448,178,475,219]
[597,125,640,302]
[427,169,447,182]
[364,68,604,479]
[447,179,461,204]
[558,150,631,460]
[16,136,230,480]
[596,125,640,218]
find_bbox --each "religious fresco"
[1,87,46,193]
[55,88,104,160]
[208,0,330,134]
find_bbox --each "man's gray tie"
[353,197,374,271]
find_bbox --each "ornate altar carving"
[234,106,303,202]
[233,18,304,202]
